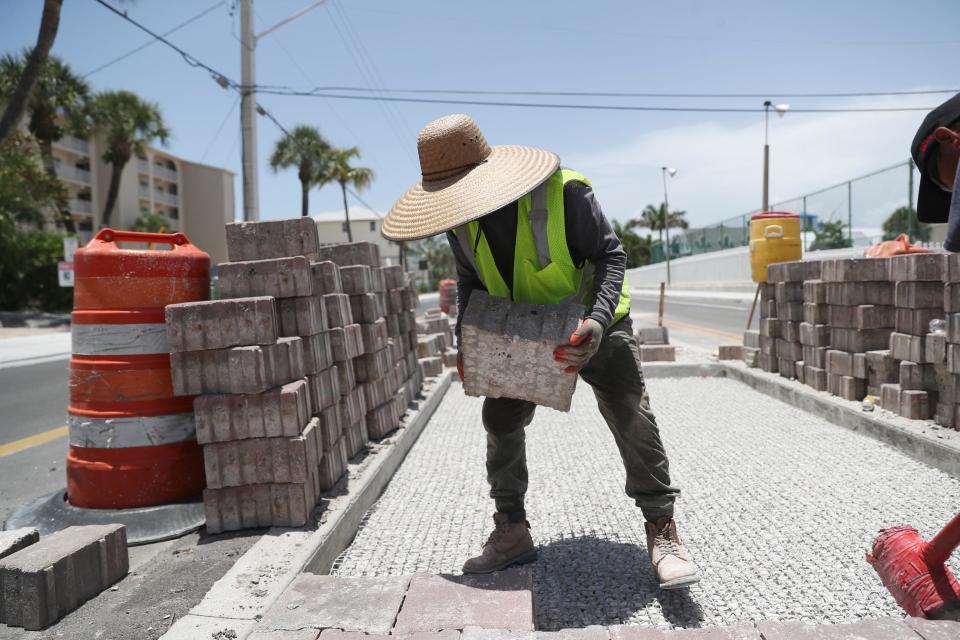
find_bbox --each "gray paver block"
[803,280,827,304]
[171,336,306,395]
[301,332,333,374]
[355,347,392,382]
[461,291,583,412]
[825,349,853,377]
[637,326,669,345]
[350,292,387,324]
[880,383,902,411]
[828,304,894,331]
[895,281,944,309]
[360,318,389,354]
[203,419,318,488]
[255,574,409,635]
[775,281,804,302]
[194,378,311,443]
[325,324,364,362]
[890,332,931,363]
[0,529,38,561]
[320,632,459,640]
[757,617,917,639]
[309,366,341,412]
[825,282,893,306]
[278,295,328,337]
[0,524,127,630]
[339,264,374,294]
[640,345,676,362]
[165,296,277,352]
[829,327,892,354]
[311,260,342,294]
[945,283,960,312]
[665,622,761,638]
[337,358,357,395]
[803,345,828,368]
[462,627,609,640]
[743,330,759,349]
[799,322,829,347]
[318,435,348,490]
[766,261,805,282]
[393,570,534,634]
[890,253,943,281]
[324,293,355,327]
[775,338,802,361]
[926,331,947,364]
[759,318,779,338]
[420,356,444,377]
[905,616,960,640]
[203,478,317,533]
[774,301,803,322]
[803,302,829,325]
[226,217,320,261]
[317,241,381,267]
[821,257,890,282]
[895,307,944,336]
[381,265,405,289]
[900,361,938,391]
[219,256,313,299]
[609,626,666,639]
[865,350,899,386]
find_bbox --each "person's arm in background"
[445,229,484,349]
[563,181,626,331]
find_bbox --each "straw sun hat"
[382,114,559,241]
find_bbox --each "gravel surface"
[333,377,960,631]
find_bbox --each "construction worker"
[382,114,699,589]
[911,92,960,249]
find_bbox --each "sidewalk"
[0,332,71,369]
[630,288,756,304]
[331,378,960,631]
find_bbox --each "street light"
[661,166,677,286]
[762,101,790,212]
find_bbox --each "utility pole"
[762,101,770,213]
[661,166,677,286]
[240,0,259,221]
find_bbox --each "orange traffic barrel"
[438,278,457,315]
[68,229,209,509]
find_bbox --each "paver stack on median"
[798,261,830,391]
[766,261,810,380]
[417,308,455,376]
[937,254,960,428]
[883,254,945,419]
[165,218,428,533]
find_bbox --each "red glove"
[457,351,464,382]
[553,319,604,374]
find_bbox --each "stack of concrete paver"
[821,258,895,401]
[0,525,127,630]
[166,219,427,533]
[753,281,779,373]
[460,290,583,412]
[935,254,960,429]
[880,254,945,419]
[316,242,425,443]
[765,261,808,379]
[798,262,830,391]
[417,309,455,377]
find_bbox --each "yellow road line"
[0,425,68,457]
[632,313,742,342]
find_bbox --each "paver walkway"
[333,377,960,631]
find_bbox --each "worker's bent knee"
[482,397,536,434]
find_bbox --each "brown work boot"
[645,516,700,589]
[462,512,538,574]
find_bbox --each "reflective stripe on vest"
[455,169,631,323]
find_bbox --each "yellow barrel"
[749,211,802,282]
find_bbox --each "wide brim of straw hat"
[382,145,559,241]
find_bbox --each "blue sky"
[3,0,959,228]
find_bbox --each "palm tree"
[269,125,332,217]
[0,53,90,232]
[89,90,169,229]
[318,146,374,243]
[628,202,688,246]
[0,0,64,145]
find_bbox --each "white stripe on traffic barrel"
[68,412,196,448]
[72,323,170,356]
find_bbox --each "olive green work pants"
[481,317,680,521]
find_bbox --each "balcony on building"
[54,159,91,185]
[137,158,150,174]
[154,188,179,207]
[54,135,90,155]
[69,198,92,214]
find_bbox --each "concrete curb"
[642,362,724,379]
[160,370,454,640]
[719,362,960,479]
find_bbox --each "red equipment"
[867,513,960,619]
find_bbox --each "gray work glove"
[553,319,604,373]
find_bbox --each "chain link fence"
[649,160,921,263]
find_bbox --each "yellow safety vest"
[453,168,631,324]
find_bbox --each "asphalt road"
[629,290,757,352]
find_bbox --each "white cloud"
[571,94,930,228]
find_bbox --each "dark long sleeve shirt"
[447,179,627,347]
[942,160,960,252]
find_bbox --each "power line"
[254,89,937,113]
[346,186,383,219]
[201,94,240,162]
[92,0,291,137]
[84,1,225,77]
[251,85,960,100]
